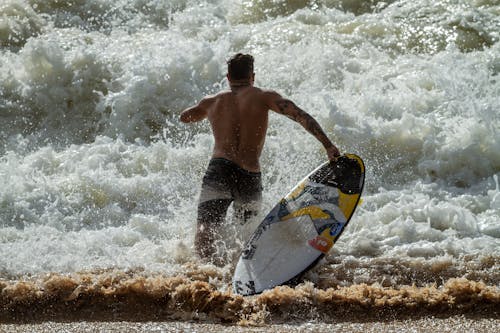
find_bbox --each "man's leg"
[195,198,232,261]
[233,199,262,225]
[234,170,262,225]
[195,159,234,263]
[232,181,262,264]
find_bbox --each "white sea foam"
[0,0,498,279]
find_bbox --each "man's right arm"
[179,97,212,123]
[266,91,340,160]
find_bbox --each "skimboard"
[233,154,365,296]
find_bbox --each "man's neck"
[229,80,252,90]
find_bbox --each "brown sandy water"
[0,263,498,327]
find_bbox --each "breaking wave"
[1,267,498,324]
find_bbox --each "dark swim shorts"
[198,158,262,226]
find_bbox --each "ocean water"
[0,0,499,324]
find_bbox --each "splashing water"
[0,0,499,323]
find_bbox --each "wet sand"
[1,316,499,333]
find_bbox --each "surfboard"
[232,154,365,296]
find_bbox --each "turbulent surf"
[0,0,499,324]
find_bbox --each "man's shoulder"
[204,87,281,102]
[258,88,282,102]
[203,90,232,101]
[247,86,276,94]
[208,87,270,98]
[199,92,225,106]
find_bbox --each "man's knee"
[197,199,232,225]
[195,222,214,257]
[234,199,261,225]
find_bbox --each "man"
[180,53,340,264]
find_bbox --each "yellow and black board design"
[233,154,365,296]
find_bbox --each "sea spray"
[0,0,499,322]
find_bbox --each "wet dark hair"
[227,53,254,80]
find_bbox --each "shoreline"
[1,316,499,333]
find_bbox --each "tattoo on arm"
[275,99,333,148]
[276,100,298,121]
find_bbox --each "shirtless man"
[180,53,340,263]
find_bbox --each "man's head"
[227,53,254,83]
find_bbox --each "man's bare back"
[179,53,339,264]
[182,86,268,172]
[180,85,339,172]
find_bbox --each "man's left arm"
[268,93,340,160]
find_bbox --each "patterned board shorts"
[198,158,262,226]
